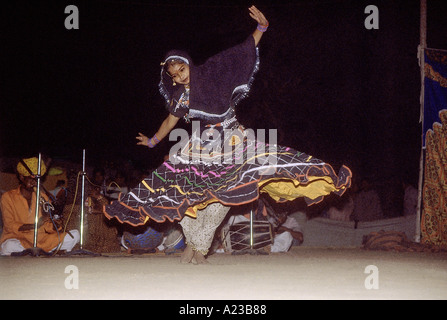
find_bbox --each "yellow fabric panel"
[185,198,220,219]
[259,176,338,202]
[183,176,342,219]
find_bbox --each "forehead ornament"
[161,55,189,86]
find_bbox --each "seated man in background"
[0,157,79,256]
[270,213,304,252]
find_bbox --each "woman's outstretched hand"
[136,132,149,147]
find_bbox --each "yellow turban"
[16,157,47,177]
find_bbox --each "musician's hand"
[52,219,64,231]
[275,226,289,234]
[18,223,34,231]
[18,218,46,231]
[293,231,304,245]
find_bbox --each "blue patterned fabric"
[423,50,447,148]
[121,227,163,250]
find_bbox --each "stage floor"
[1,247,446,300]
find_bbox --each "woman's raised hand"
[249,5,268,26]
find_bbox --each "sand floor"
[1,247,446,300]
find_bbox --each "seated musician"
[0,157,80,255]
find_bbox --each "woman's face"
[167,62,190,85]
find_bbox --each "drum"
[221,221,273,252]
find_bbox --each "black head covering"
[158,50,192,108]
[159,36,259,123]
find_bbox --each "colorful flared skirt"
[104,126,352,226]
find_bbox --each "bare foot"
[180,245,194,264]
[192,251,210,265]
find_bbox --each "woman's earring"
[172,80,176,86]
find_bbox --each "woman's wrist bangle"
[147,134,159,148]
[257,23,269,32]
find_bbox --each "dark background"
[1,0,447,215]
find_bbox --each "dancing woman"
[104,6,352,263]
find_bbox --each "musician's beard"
[26,180,37,191]
[20,179,36,193]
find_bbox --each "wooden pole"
[420,0,427,48]
[416,0,427,242]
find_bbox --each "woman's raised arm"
[249,5,269,47]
